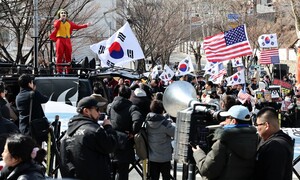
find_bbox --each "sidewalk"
[129,161,300,180]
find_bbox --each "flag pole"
[279,63,282,82]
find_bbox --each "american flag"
[211,69,227,80]
[238,89,252,104]
[260,48,280,64]
[203,25,252,62]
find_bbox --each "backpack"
[60,131,76,178]
[134,121,148,160]
[60,122,90,178]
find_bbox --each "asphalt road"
[128,161,203,180]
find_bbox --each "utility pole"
[33,0,39,75]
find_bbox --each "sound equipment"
[163,81,219,164]
[273,64,289,79]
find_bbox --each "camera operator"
[192,105,257,180]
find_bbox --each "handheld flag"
[159,65,175,83]
[90,22,145,67]
[258,34,278,48]
[226,69,245,86]
[150,65,162,79]
[204,61,218,76]
[209,63,227,83]
[176,56,194,76]
[238,89,252,104]
[211,75,224,84]
[232,58,244,67]
[163,65,175,80]
[203,25,252,62]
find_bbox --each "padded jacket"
[193,125,258,180]
[0,161,45,180]
[107,96,143,163]
[60,114,118,180]
[254,130,294,180]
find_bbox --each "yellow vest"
[56,21,71,38]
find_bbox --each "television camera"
[162,81,220,164]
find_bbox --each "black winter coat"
[0,98,10,120]
[60,114,118,180]
[16,88,48,136]
[108,96,143,163]
[255,130,294,180]
[0,117,20,154]
[129,94,151,120]
[0,161,45,180]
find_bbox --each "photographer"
[16,74,49,146]
[192,105,257,180]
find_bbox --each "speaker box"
[273,64,289,79]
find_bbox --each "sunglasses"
[254,122,266,126]
[92,107,101,112]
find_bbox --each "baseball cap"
[220,105,250,121]
[90,94,108,104]
[77,96,106,113]
[134,88,146,97]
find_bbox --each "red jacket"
[49,19,88,42]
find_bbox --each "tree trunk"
[291,0,300,38]
[291,0,300,85]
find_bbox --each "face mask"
[285,97,291,102]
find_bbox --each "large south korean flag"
[90,22,145,67]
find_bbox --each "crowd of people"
[0,70,297,180]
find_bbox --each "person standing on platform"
[49,9,91,74]
[254,107,294,180]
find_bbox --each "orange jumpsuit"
[50,20,87,74]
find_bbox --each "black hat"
[77,96,106,113]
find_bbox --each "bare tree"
[0,0,99,65]
[291,0,300,38]
[116,0,190,72]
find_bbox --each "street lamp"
[33,0,39,74]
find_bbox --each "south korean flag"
[176,56,194,76]
[258,33,278,48]
[160,65,174,82]
[226,69,245,86]
[232,58,244,67]
[90,22,145,67]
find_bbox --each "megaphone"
[163,81,210,117]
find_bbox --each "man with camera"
[16,74,49,145]
[192,105,257,180]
